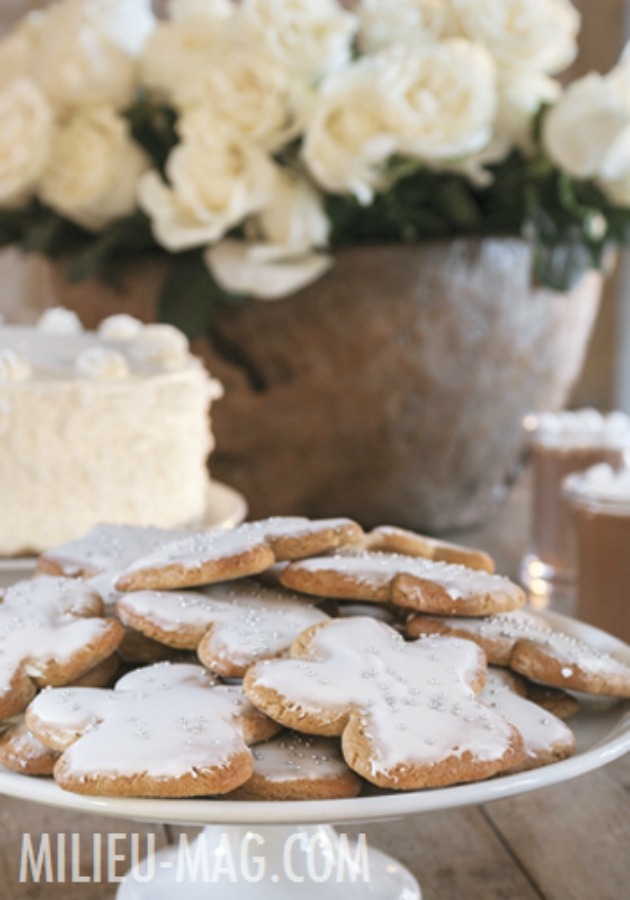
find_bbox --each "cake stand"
[1,612,629,899]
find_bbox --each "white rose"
[377,40,497,162]
[206,238,333,300]
[356,0,449,54]
[169,0,234,22]
[140,18,227,106]
[28,0,137,114]
[451,0,579,75]
[139,114,275,251]
[250,170,330,256]
[0,79,53,209]
[302,62,396,203]
[0,15,43,91]
[40,108,149,231]
[241,0,357,81]
[84,0,156,57]
[206,170,332,299]
[204,168,332,300]
[542,56,630,207]
[170,44,298,151]
[497,72,560,152]
[447,72,560,186]
[543,75,630,180]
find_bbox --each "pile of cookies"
[1,516,629,801]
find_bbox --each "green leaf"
[64,214,157,282]
[21,212,66,254]
[157,253,222,340]
[128,97,178,172]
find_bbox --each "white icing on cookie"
[413,610,554,645]
[0,349,31,383]
[75,347,130,381]
[247,617,517,777]
[28,663,259,780]
[0,716,56,769]
[38,308,83,336]
[425,610,630,679]
[0,578,116,700]
[98,315,144,342]
[250,733,350,783]
[118,580,329,667]
[287,550,520,604]
[482,669,575,764]
[116,518,360,584]
[42,523,188,577]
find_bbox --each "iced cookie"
[408,610,630,698]
[26,663,280,797]
[244,617,525,790]
[406,610,553,664]
[0,654,122,776]
[365,526,495,572]
[230,732,362,801]
[117,580,329,678]
[280,551,524,617]
[0,578,124,721]
[481,669,576,771]
[37,524,187,578]
[0,717,59,776]
[115,518,364,593]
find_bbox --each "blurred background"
[0,0,628,412]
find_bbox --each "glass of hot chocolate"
[564,464,630,645]
[521,409,630,597]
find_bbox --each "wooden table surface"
[0,478,628,900]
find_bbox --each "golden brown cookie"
[0,717,59,776]
[244,617,525,790]
[365,526,495,572]
[0,578,124,721]
[408,610,630,699]
[406,610,552,664]
[280,550,524,617]
[27,663,280,797]
[229,732,362,801]
[115,517,364,592]
[117,580,329,679]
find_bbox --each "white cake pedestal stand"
[1,614,629,900]
[118,824,419,900]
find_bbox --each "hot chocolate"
[565,464,630,644]
[522,410,630,592]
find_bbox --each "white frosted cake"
[0,308,223,555]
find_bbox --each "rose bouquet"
[0,0,628,335]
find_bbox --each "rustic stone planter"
[51,238,602,531]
